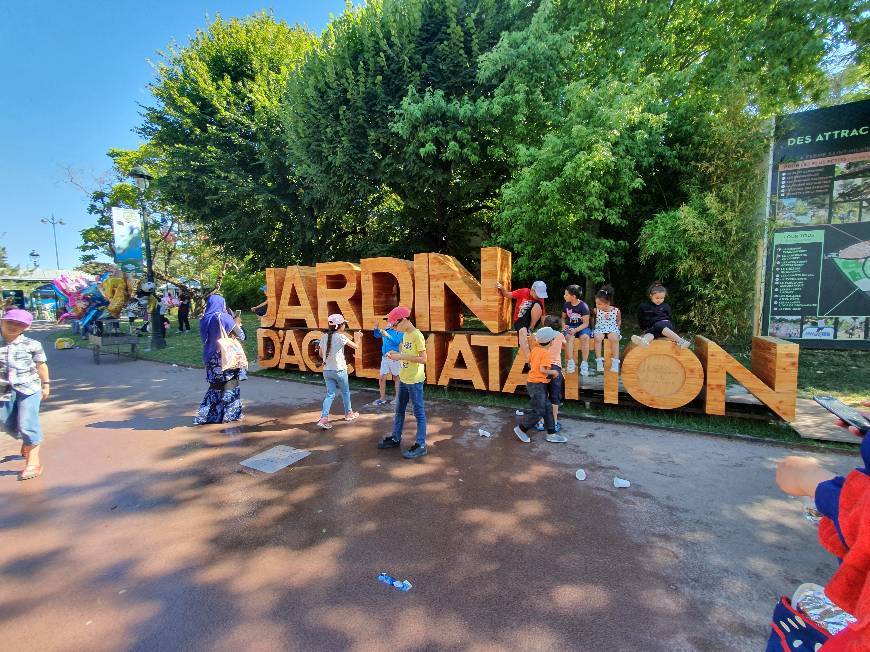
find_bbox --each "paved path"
[0,330,860,651]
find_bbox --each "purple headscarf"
[200,294,236,363]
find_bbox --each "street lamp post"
[129,165,165,350]
[40,215,65,270]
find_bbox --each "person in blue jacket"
[373,319,403,405]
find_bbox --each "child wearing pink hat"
[0,309,50,480]
[316,313,359,429]
[377,306,429,459]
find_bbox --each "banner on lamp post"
[111,207,144,275]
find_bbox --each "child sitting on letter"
[632,281,691,349]
[562,284,592,376]
[592,284,621,374]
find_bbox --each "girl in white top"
[316,314,359,429]
[592,284,621,373]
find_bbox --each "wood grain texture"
[278,328,305,371]
[438,333,488,390]
[502,337,531,394]
[602,344,619,404]
[470,334,515,392]
[316,262,362,329]
[360,257,414,328]
[564,344,579,400]
[275,266,319,329]
[261,268,285,328]
[257,328,282,369]
[300,330,325,373]
[414,253,430,331]
[353,330,382,379]
[696,335,798,421]
[427,247,512,333]
[621,340,704,409]
[424,333,448,386]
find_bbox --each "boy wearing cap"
[496,280,547,357]
[377,306,428,459]
[0,309,50,480]
[513,326,560,443]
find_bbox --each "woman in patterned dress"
[194,295,243,424]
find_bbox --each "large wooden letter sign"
[257,247,799,422]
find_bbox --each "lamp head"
[129,165,153,191]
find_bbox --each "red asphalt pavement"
[0,329,859,651]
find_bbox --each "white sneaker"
[566,359,576,374]
[677,338,691,349]
[596,357,604,372]
[513,426,530,443]
[631,334,650,347]
[610,359,620,373]
[579,361,589,377]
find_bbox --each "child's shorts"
[644,320,674,337]
[565,327,593,338]
[548,365,563,406]
[380,356,401,377]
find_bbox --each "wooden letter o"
[621,340,704,409]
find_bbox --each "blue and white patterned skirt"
[193,353,242,424]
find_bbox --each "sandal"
[18,465,43,481]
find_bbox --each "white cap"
[327,314,347,326]
[531,280,548,299]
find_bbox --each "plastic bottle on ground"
[378,572,412,592]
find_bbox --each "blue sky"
[0,0,347,270]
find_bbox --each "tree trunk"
[212,259,230,293]
[585,276,596,304]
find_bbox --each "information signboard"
[762,99,870,349]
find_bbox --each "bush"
[220,270,266,312]
[638,105,768,343]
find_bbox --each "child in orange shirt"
[513,327,560,443]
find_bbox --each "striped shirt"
[0,335,46,400]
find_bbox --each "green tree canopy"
[139,12,316,267]
[284,0,537,261]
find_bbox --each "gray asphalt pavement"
[0,328,858,651]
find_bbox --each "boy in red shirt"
[496,280,547,357]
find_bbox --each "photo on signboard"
[777,195,829,226]
[801,316,836,339]
[769,316,801,339]
[835,160,870,177]
[833,177,869,202]
[832,201,861,224]
[835,316,865,340]
[835,316,868,340]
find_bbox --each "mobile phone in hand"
[813,395,870,431]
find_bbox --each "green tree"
[139,13,316,267]
[284,0,536,261]
[479,0,861,328]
